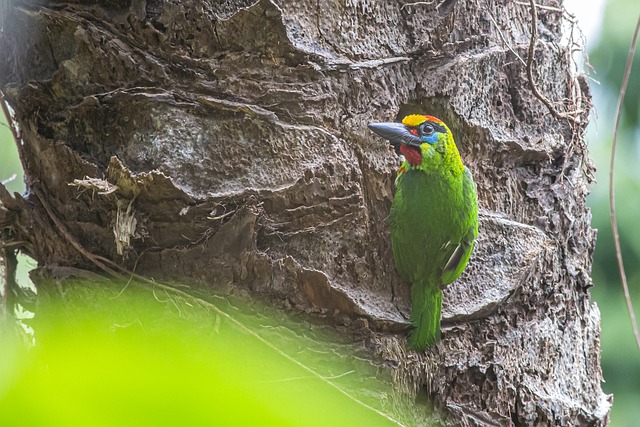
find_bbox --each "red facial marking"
[399,144,422,166]
[424,115,444,125]
[409,128,418,136]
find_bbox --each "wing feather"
[439,167,478,286]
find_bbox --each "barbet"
[369,115,478,351]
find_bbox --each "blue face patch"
[421,133,438,144]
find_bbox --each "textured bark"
[0,0,611,425]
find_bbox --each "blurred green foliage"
[586,0,640,425]
[0,112,24,195]
[0,278,425,427]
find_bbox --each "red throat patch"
[399,144,422,166]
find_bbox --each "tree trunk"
[0,0,611,425]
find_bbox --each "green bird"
[368,114,478,350]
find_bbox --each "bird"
[368,114,478,350]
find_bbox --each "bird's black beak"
[368,122,422,147]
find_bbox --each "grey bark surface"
[0,0,611,425]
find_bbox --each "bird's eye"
[420,123,434,136]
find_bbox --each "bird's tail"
[407,281,443,351]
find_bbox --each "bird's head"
[368,114,457,167]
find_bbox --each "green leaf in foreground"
[0,277,433,426]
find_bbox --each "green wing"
[439,167,479,287]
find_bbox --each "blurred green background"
[1,0,639,424]
[581,0,640,424]
[0,111,23,196]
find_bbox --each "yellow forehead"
[401,114,427,127]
